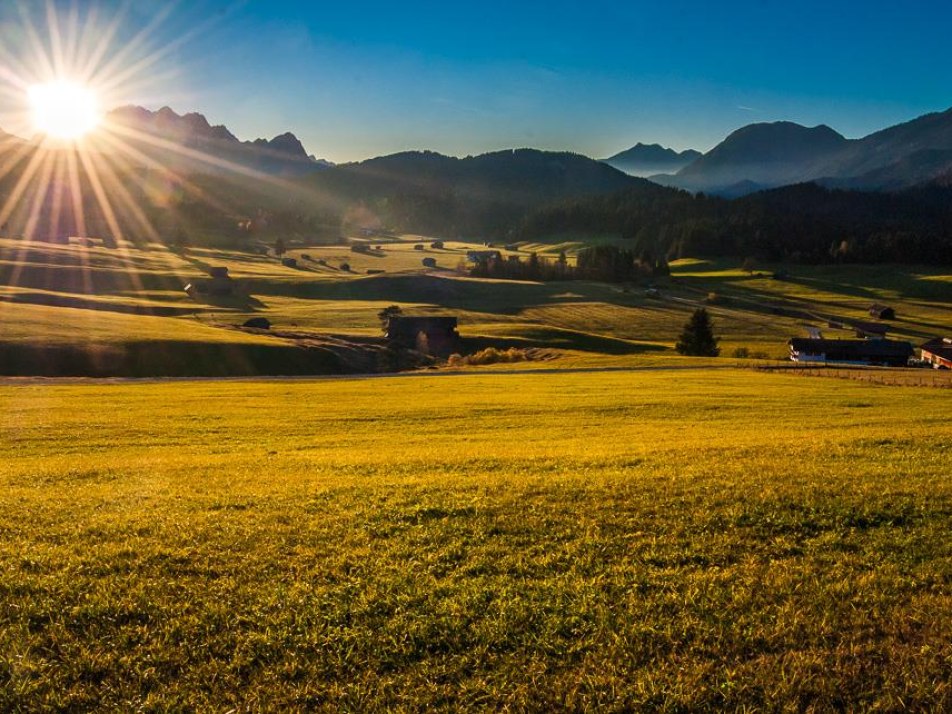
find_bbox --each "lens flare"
[28,80,102,140]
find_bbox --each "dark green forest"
[3,141,952,264]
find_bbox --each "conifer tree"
[675,308,720,356]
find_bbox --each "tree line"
[516,182,952,264]
[469,245,669,283]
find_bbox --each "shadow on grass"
[0,291,200,317]
[0,339,345,377]
[463,327,664,355]
[244,273,660,315]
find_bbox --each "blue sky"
[3,1,951,162]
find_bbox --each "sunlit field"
[2,237,950,377]
[2,369,950,709]
[1,1,952,712]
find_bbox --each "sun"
[28,80,102,141]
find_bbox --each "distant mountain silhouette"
[329,148,641,200]
[812,107,952,187]
[105,106,328,176]
[660,122,848,193]
[602,143,701,176]
[306,148,646,236]
[657,108,952,195]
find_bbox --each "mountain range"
[103,106,331,176]
[11,101,952,200]
[2,102,952,260]
[601,143,701,177]
[653,107,952,195]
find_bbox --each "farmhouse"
[869,304,895,320]
[789,338,914,366]
[466,250,502,263]
[920,337,952,369]
[387,316,460,356]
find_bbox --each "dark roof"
[869,304,895,318]
[850,321,889,335]
[921,338,952,360]
[789,338,914,359]
[466,250,501,261]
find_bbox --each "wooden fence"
[756,364,952,388]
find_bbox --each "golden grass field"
[1,236,950,377]
[1,235,951,707]
[2,369,951,710]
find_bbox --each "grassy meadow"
[2,369,951,710]
[1,235,950,377]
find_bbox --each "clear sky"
[2,0,951,162]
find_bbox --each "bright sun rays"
[0,0,306,255]
[28,80,102,141]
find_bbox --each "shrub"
[447,347,531,367]
[430,240,444,249]
[413,244,424,251]
[340,262,351,272]
[732,347,750,358]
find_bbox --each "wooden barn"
[851,321,889,340]
[387,316,461,356]
[184,266,234,297]
[207,267,234,296]
[789,338,914,367]
[920,338,952,369]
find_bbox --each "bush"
[430,240,444,249]
[447,347,531,367]
[340,262,351,272]
[413,244,424,251]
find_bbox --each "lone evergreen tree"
[675,308,720,356]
